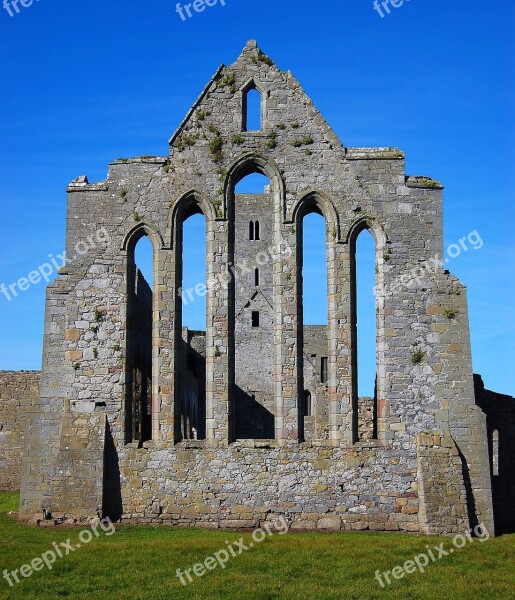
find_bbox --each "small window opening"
[255,220,260,240]
[244,87,262,131]
[321,357,328,384]
[254,268,260,287]
[304,391,312,417]
[251,311,260,328]
[249,221,254,241]
[493,429,500,476]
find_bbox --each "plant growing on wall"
[411,350,425,365]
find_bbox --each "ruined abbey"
[2,41,513,535]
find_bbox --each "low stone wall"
[416,433,469,536]
[112,442,423,532]
[0,371,40,491]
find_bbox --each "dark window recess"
[304,391,312,417]
[249,221,254,241]
[321,357,328,384]
[186,353,196,373]
[255,220,260,240]
[252,311,260,328]
[255,268,260,287]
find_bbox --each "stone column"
[205,219,233,445]
[154,246,175,442]
[274,222,300,443]
[327,241,351,445]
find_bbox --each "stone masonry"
[14,41,510,535]
[0,371,39,491]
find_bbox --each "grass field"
[0,492,513,600]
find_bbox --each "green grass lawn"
[0,492,513,600]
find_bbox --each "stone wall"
[50,412,106,520]
[0,371,39,491]
[416,433,469,535]
[358,397,375,441]
[18,40,497,536]
[111,442,421,532]
[303,325,329,440]
[475,375,515,534]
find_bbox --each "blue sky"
[0,0,513,396]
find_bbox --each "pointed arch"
[169,189,217,248]
[346,216,389,443]
[223,152,286,221]
[170,190,209,442]
[289,190,340,237]
[292,191,339,442]
[222,153,284,441]
[241,78,268,132]
[343,214,389,249]
[122,221,165,253]
[123,222,162,444]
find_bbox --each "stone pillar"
[154,246,175,442]
[327,239,351,445]
[436,275,495,534]
[274,222,299,443]
[205,219,233,445]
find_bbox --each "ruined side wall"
[0,371,40,491]
[475,375,515,534]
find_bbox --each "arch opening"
[231,170,275,440]
[243,87,262,132]
[351,227,379,442]
[298,210,329,442]
[176,208,207,441]
[126,233,154,444]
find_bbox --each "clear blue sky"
[0,0,513,396]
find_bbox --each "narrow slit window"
[493,429,499,476]
[254,268,260,287]
[255,220,260,240]
[304,391,312,417]
[244,88,262,131]
[321,357,328,384]
[251,311,260,328]
[249,221,254,241]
